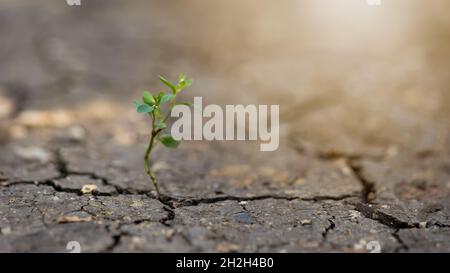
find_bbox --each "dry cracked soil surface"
[1,1,450,252]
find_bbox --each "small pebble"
[216,242,241,253]
[1,226,12,235]
[300,219,312,226]
[81,184,98,194]
[58,214,92,223]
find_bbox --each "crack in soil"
[103,227,129,253]
[160,193,358,209]
[431,223,450,228]
[316,151,386,162]
[347,160,377,203]
[159,205,175,226]
[321,217,336,241]
[392,229,409,253]
[311,150,379,204]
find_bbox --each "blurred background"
[1,0,449,155]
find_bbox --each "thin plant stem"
[144,112,161,197]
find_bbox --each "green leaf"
[160,134,179,148]
[160,94,176,105]
[177,74,193,92]
[178,73,186,83]
[133,101,153,114]
[155,122,167,130]
[138,104,154,114]
[142,91,156,105]
[158,76,177,94]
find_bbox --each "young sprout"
[133,74,193,198]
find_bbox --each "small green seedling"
[133,74,193,197]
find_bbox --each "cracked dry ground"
[1,1,450,252]
[1,116,450,253]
